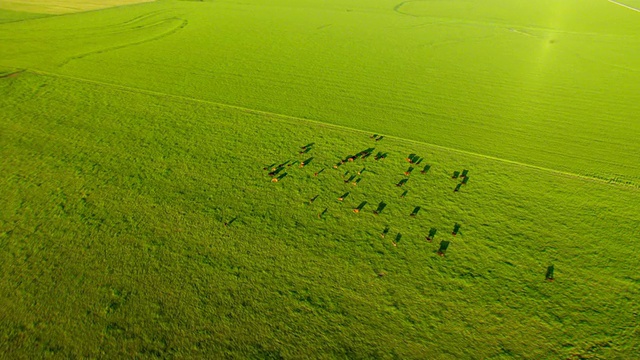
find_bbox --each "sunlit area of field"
[1,0,639,358]
[0,0,155,14]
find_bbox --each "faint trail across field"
[393,0,420,17]
[58,18,188,67]
[22,69,639,190]
[608,0,640,12]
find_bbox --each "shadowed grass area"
[1,72,639,358]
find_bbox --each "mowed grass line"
[28,68,639,190]
[1,72,639,358]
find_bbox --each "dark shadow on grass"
[381,226,390,238]
[452,223,461,236]
[269,166,285,177]
[546,265,555,281]
[374,202,387,215]
[277,160,291,169]
[272,172,288,182]
[437,240,450,256]
[410,206,421,217]
[394,233,402,245]
[343,154,357,163]
[353,201,367,213]
[427,227,437,241]
[374,152,388,160]
[357,148,375,158]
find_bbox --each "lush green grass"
[1,0,639,358]
[2,69,639,359]
[0,0,156,14]
[0,9,50,23]
[1,0,639,184]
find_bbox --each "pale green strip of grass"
[0,0,156,15]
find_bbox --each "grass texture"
[1,0,639,184]
[0,0,156,14]
[1,0,639,358]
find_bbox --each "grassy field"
[0,0,155,14]
[1,0,639,358]
[1,0,639,185]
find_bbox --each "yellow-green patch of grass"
[0,0,155,14]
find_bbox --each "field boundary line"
[24,68,638,190]
[608,0,640,12]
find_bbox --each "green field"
[1,0,639,358]
[0,0,155,14]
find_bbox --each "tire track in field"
[20,68,640,190]
[393,0,422,17]
[58,17,188,67]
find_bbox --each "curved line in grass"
[58,17,188,68]
[394,0,449,17]
[393,0,420,17]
